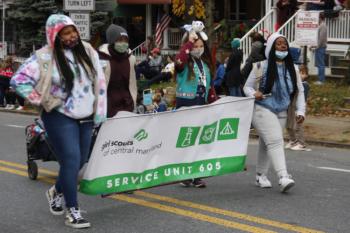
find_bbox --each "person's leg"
[229,87,244,97]
[17,94,25,106]
[315,47,326,83]
[0,85,5,106]
[41,110,82,208]
[252,105,288,178]
[5,90,16,109]
[256,137,270,176]
[79,121,93,168]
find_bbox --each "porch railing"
[326,10,350,43]
[277,10,350,44]
[240,9,275,63]
[131,42,146,64]
[276,10,300,44]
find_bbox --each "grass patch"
[307,76,350,117]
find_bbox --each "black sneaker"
[180,180,192,187]
[192,178,206,188]
[65,207,91,229]
[46,185,64,215]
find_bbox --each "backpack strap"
[35,47,62,112]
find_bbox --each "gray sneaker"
[46,185,64,215]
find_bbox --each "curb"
[249,133,350,150]
[0,109,39,116]
[1,109,349,149]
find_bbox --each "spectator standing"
[313,13,327,85]
[98,24,137,118]
[276,0,299,30]
[243,33,306,193]
[175,23,214,188]
[241,31,266,81]
[224,38,244,97]
[11,14,107,228]
[213,59,226,95]
[286,64,311,151]
[0,56,14,108]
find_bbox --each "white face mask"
[190,48,204,58]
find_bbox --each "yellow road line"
[0,161,324,233]
[0,165,56,184]
[111,195,277,233]
[0,159,57,176]
[135,191,324,233]
[0,164,277,233]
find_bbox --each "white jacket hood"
[265,33,287,58]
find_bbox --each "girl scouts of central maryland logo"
[176,118,239,148]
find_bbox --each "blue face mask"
[275,51,288,60]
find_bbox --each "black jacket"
[224,48,243,87]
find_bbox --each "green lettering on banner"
[176,126,200,148]
[199,121,217,145]
[79,155,246,195]
[217,118,239,141]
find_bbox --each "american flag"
[155,8,171,47]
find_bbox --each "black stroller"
[25,118,56,180]
[25,118,99,180]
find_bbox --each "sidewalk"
[1,108,349,149]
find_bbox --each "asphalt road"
[0,112,349,233]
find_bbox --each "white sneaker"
[279,175,295,193]
[6,104,15,110]
[16,106,24,110]
[255,174,272,188]
[285,140,297,149]
[290,142,312,152]
[313,81,324,85]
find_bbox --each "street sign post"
[69,12,90,40]
[295,11,320,46]
[64,0,95,11]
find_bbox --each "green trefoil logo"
[134,129,148,141]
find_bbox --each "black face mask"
[61,38,79,49]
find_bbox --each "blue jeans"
[315,47,326,82]
[41,110,93,208]
[229,87,244,97]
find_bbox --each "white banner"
[80,97,254,195]
[295,11,320,46]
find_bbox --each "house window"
[230,0,247,20]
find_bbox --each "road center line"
[316,166,350,173]
[0,164,277,233]
[0,160,325,233]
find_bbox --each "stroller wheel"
[27,161,38,180]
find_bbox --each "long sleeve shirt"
[11,49,107,122]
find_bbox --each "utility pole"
[0,0,5,59]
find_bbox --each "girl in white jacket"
[243,33,305,193]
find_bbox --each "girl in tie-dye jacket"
[11,14,106,228]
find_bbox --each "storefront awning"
[117,0,171,4]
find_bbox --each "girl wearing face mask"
[174,29,214,188]
[98,24,137,118]
[11,14,107,228]
[243,33,306,193]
